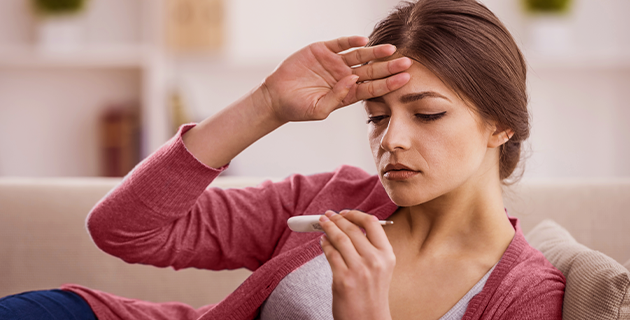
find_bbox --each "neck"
[389,169,515,265]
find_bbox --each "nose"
[380,115,412,152]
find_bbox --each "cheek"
[368,127,382,159]
[420,118,488,178]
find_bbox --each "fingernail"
[340,210,349,216]
[347,75,359,88]
[320,215,330,222]
[324,210,336,218]
[372,215,379,221]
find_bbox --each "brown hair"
[367,0,529,182]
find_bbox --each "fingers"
[319,212,363,267]
[323,36,369,54]
[338,210,392,251]
[323,37,412,104]
[354,72,411,101]
[320,210,391,259]
[352,57,412,82]
[316,74,360,116]
[320,235,348,273]
[340,44,397,67]
[317,36,412,109]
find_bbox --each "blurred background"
[0,0,628,179]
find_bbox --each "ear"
[488,125,514,148]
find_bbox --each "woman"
[0,0,565,319]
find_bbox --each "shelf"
[526,51,630,70]
[0,45,154,69]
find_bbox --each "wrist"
[254,80,286,126]
[180,84,286,169]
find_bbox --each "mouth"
[382,163,420,180]
[383,163,415,173]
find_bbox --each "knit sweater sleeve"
[87,123,335,272]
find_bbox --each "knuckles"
[366,252,396,272]
[332,269,368,291]
[331,254,395,291]
[329,232,351,246]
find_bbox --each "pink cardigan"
[62,123,565,320]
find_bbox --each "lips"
[382,163,420,180]
[383,163,416,174]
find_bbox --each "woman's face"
[365,57,498,207]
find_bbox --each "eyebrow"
[366,91,451,104]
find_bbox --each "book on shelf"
[100,103,141,177]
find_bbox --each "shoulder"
[332,164,379,182]
[321,165,384,200]
[328,164,376,180]
[277,165,392,217]
[503,245,566,297]
[501,217,566,292]
[504,219,566,292]
[483,234,565,319]
[248,165,385,211]
[277,164,379,190]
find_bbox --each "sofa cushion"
[526,219,630,320]
[0,178,254,308]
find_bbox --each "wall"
[0,0,146,177]
[0,0,628,179]
[0,68,140,176]
[172,0,401,177]
[176,0,630,178]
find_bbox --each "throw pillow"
[526,219,630,320]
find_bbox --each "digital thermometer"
[287,215,393,232]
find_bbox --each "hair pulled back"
[367,0,530,182]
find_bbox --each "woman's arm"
[88,131,341,271]
[182,36,411,168]
[87,36,411,271]
[180,86,282,169]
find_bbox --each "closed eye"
[366,115,387,124]
[416,111,446,122]
[367,111,447,124]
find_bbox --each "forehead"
[370,53,457,102]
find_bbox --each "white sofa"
[1,177,629,316]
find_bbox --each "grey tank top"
[260,254,497,320]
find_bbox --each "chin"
[380,177,439,207]
[388,196,421,207]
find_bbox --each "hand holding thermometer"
[287,215,393,232]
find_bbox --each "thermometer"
[287,215,393,232]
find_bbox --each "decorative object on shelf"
[100,103,141,177]
[521,0,574,56]
[30,0,89,53]
[165,0,224,52]
[523,0,572,13]
[169,89,192,136]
